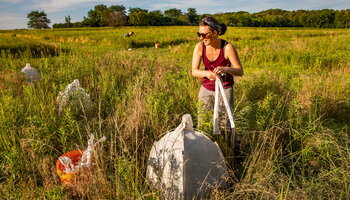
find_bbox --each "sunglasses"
[197,31,212,38]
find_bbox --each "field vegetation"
[0,26,349,199]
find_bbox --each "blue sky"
[0,0,349,30]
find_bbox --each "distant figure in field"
[191,16,244,155]
[124,31,134,37]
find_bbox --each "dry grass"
[0,27,349,199]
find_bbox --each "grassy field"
[0,26,349,199]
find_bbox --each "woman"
[124,31,134,37]
[191,16,243,152]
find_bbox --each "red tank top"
[201,39,234,91]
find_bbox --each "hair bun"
[219,23,227,35]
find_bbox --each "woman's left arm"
[213,43,243,76]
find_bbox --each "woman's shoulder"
[195,41,203,48]
[223,41,235,51]
[223,41,238,59]
[194,41,203,52]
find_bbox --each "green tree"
[64,15,72,27]
[107,5,127,26]
[27,10,51,29]
[316,9,336,28]
[129,8,148,14]
[128,8,150,26]
[109,5,126,14]
[214,13,233,26]
[253,9,290,27]
[65,15,71,24]
[86,4,109,27]
[178,14,190,25]
[334,9,350,28]
[148,10,168,25]
[186,8,199,25]
[289,10,304,27]
[164,8,182,24]
[232,11,253,27]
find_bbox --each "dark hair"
[199,16,227,35]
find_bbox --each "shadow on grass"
[129,38,191,48]
[0,43,70,58]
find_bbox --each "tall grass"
[0,26,349,199]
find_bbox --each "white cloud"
[148,0,218,12]
[0,0,23,3]
[240,0,350,12]
[30,0,237,13]
[292,0,350,10]
[32,0,126,12]
[27,0,350,14]
[33,0,92,12]
[0,13,27,29]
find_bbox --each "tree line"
[214,9,350,28]
[26,5,350,29]
[51,5,199,28]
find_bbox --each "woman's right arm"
[191,42,216,80]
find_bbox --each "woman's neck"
[208,38,221,49]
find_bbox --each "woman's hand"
[206,71,217,80]
[213,66,231,75]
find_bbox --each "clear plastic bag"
[56,135,106,185]
[21,63,40,82]
[56,79,92,114]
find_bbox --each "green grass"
[0,26,349,199]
